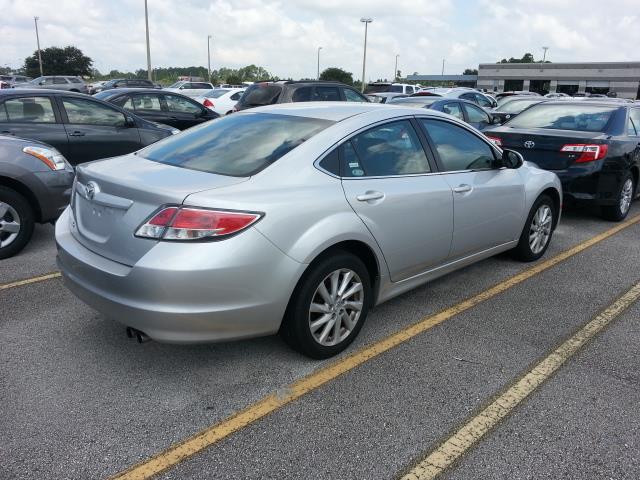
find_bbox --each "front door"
[340,119,453,281]
[418,117,525,259]
[163,94,210,130]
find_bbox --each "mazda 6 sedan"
[56,103,562,358]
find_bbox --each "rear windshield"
[238,84,282,107]
[140,113,334,177]
[506,104,618,132]
[500,99,542,114]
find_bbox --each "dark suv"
[234,81,369,111]
[94,78,159,94]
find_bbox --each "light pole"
[542,46,549,62]
[317,46,323,80]
[144,0,152,81]
[360,18,372,93]
[208,35,212,83]
[394,54,399,81]
[441,58,445,76]
[34,17,43,77]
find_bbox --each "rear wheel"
[512,194,555,262]
[281,251,371,359]
[601,173,634,222]
[0,186,35,259]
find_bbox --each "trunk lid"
[71,154,248,266]
[490,127,608,170]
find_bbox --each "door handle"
[68,131,85,137]
[356,191,385,202]
[453,184,472,194]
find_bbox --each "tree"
[319,67,353,85]
[498,53,540,64]
[24,46,93,77]
[463,68,478,75]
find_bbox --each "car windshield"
[506,104,617,132]
[238,84,282,107]
[168,82,183,88]
[500,100,542,114]
[140,112,334,177]
[203,89,230,98]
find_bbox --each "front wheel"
[512,194,555,262]
[281,251,371,359]
[601,173,634,222]
[0,186,35,259]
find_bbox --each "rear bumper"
[556,166,626,206]
[55,208,306,343]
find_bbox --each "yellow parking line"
[110,214,640,480]
[0,272,61,291]
[401,279,640,480]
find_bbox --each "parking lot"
[2,202,639,479]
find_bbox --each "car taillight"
[203,99,214,108]
[135,206,262,241]
[560,144,608,163]
[485,135,502,147]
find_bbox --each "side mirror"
[125,116,136,128]
[39,80,46,85]
[502,149,524,169]
[179,86,185,90]
[491,115,502,125]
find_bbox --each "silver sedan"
[56,103,562,358]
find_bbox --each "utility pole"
[208,35,212,83]
[144,0,152,81]
[317,46,323,80]
[34,17,43,77]
[542,46,549,62]
[360,18,373,93]
[441,58,445,76]
[394,54,399,81]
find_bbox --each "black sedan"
[389,96,499,131]
[490,97,547,124]
[485,101,640,221]
[0,135,74,258]
[0,89,176,166]
[94,88,219,130]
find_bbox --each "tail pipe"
[126,326,151,344]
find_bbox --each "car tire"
[0,186,35,259]
[512,194,555,262]
[281,251,371,359]
[601,172,634,222]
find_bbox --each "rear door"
[340,119,453,281]
[59,96,142,164]
[163,94,211,130]
[0,95,69,156]
[418,117,525,259]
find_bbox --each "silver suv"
[14,76,88,94]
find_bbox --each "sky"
[1,0,639,81]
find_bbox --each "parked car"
[366,92,407,104]
[164,81,215,98]
[93,78,159,94]
[192,88,245,116]
[87,80,108,95]
[364,82,420,95]
[94,88,219,130]
[0,135,74,258]
[388,96,498,130]
[14,76,88,94]
[235,81,369,111]
[56,102,561,358]
[545,92,570,98]
[0,75,31,88]
[0,89,177,165]
[410,88,497,109]
[490,97,547,124]
[485,101,640,221]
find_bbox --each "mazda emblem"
[524,140,535,149]
[85,181,98,200]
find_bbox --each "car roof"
[0,88,87,97]
[98,88,163,95]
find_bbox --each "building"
[405,74,478,88]
[476,62,640,99]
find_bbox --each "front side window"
[507,104,617,132]
[464,103,490,123]
[141,112,333,177]
[475,94,492,108]
[343,120,431,177]
[132,94,162,112]
[628,109,640,136]
[68,77,82,84]
[343,88,368,102]
[112,95,133,110]
[62,97,126,126]
[164,94,202,114]
[3,97,56,123]
[54,77,68,84]
[441,102,464,120]
[314,86,340,101]
[420,119,495,171]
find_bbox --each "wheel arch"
[540,186,561,229]
[0,176,42,222]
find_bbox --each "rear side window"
[3,97,56,123]
[441,102,464,120]
[629,109,640,136]
[314,86,340,101]
[62,97,126,126]
[508,104,617,132]
[132,94,162,112]
[68,78,82,83]
[141,112,333,177]
[54,77,68,84]
[292,87,312,102]
[164,94,202,114]
[239,84,282,107]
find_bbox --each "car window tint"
[420,119,495,171]
[141,112,333,177]
[68,78,82,84]
[629,109,640,136]
[292,87,312,102]
[62,97,126,126]
[464,103,490,123]
[133,94,162,111]
[313,86,340,101]
[345,120,431,177]
[181,83,193,89]
[54,77,68,84]
[318,148,340,175]
[460,92,476,101]
[164,94,202,114]
[4,97,56,123]
[239,84,282,107]
[442,102,464,120]
[113,96,134,110]
[192,83,211,89]
[343,88,368,102]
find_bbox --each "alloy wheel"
[0,201,21,248]
[308,268,364,346]
[619,178,633,215]
[529,204,552,254]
